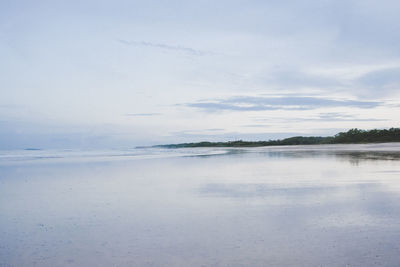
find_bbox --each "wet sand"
[1,144,400,266]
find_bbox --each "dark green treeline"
[158,128,400,148]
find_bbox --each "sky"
[1,0,400,149]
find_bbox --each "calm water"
[1,144,400,266]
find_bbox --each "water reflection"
[256,150,400,166]
[199,183,375,199]
[184,143,400,166]
[199,182,400,223]
[1,144,400,266]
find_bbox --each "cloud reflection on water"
[2,143,400,266]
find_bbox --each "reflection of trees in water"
[183,148,248,158]
[336,152,400,166]
[257,150,400,165]
[185,146,400,165]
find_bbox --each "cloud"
[317,113,386,122]
[185,95,381,112]
[263,69,343,89]
[167,130,304,142]
[0,104,26,109]
[125,113,162,117]
[117,39,214,56]
[356,67,400,96]
[250,113,386,126]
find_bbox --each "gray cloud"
[317,113,386,122]
[168,128,226,137]
[357,67,400,96]
[125,113,162,117]
[167,131,304,143]
[117,39,214,56]
[186,96,381,112]
[0,104,26,109]
[251,113,386,126]
[188,102,280,111]
[242,124,272,128]
[263,69,343,89]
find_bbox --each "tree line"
[158,128,400,148]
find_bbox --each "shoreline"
[156,128,400,148]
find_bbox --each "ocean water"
[1,143,400,266]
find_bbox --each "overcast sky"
[1,0,399,149]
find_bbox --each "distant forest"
[158,128,400,148]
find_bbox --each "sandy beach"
[1,144,400,266]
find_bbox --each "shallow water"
[1,144,400,266]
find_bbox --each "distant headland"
[157,128,400,148]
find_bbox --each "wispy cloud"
[167,131,303,142]
[117,39,214,56]
[125,113,162,117]
[185,96,381,112]
[251,113,386,125]
[317,113,386,122]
